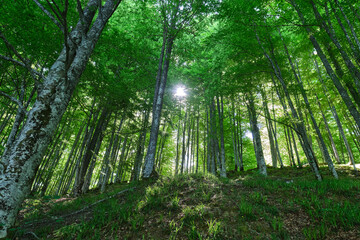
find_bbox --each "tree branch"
[0,54,44,80]
[32,0,64,33]
[76,0,85,24]
[0,90,22,108]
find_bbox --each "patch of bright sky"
[245,130,253,140]
[174,85,187,97]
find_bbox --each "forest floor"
[9,165,360,240]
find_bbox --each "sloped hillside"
[10,166,360,240]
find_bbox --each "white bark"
[248,94,267,176]
[0,0,121,237]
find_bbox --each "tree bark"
[209,100,217,174]
[279,30,338,178]
[142,4,179,178]
[216,95,227,177]
[132,109,149,181]
[73,107,110,195]
[311,0,360,96]
[0,0,121,235]
[196,108,200,173]
[175,102,182,175]
[256,30,321,180]
[291,0,360,132]
[247,93,267,176]
[316,59,358,174]
[262,91,277,168]
[181,111,188,174]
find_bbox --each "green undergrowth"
[11,166,360,239]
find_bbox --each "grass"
[10,166,360,239]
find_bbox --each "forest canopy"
[1,0,360,238]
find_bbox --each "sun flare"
[174,86,187,97]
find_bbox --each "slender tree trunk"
[257,31,321,180]
[206,107,211,173]
[155,124,166,169]
[230,102,240,171]
[285,126,296,167]
[315,92,341,164]
[56,123,84,195]
[203,108,207,173]
[311,0,360,96]
[175,103,182,175]
[40,140,66,196]
[262,91,277,168]
[291,129,302,168]
[217,95,227,177]
[157,127,167,173]
[132,109,149,181]
[196,108,200,173]
[115,135,129,183]
[279,31,337,178]
[142,7,179,178]
[247,93,267,176]
[120,140,132,182]
[209,100,217,174]
[100,116,118,193]
[316,60,358,174]
[272,102,284,168]
[73,107,110,195]
[236,107,244,171]
[291,0,360,132]
[186,116,193,173]
[181,111,188,174]
[82,113,110,194]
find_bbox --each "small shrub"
[170,195,180,210]
[238,201,255,220]
[207,219,222,239]
[249,192,267,205]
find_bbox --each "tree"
[142,0,217,178]
[0,0,122,237]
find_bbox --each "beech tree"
[0,0,122,237]
[142,0,218,178]
[1,0,360,236]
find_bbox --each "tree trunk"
[216,95,227,177]
[315,92,341,164]
[56,122,84,195]
[248,93,267,176]
[0,0,121,235]
[311,0,360,96]
[142,6,179,178]
[209,100,217,174]
[186,116,193,173]
[291,0,360,132]
[175,103,182,175]
[115,135,129,183]
[196,108,200,173]
[285,126,296,167]
[316,60,358,174]
[132,109,149,181]
[291,129,302,168]
[73,107,110,195]
[280,30,338,178]
[236,107,244,171]
[181,111,188,174]
[82,114,110,194]
[262,91,277,168]
[257,31,321,180]
[230,101,240,171]
[100,116,118,193]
